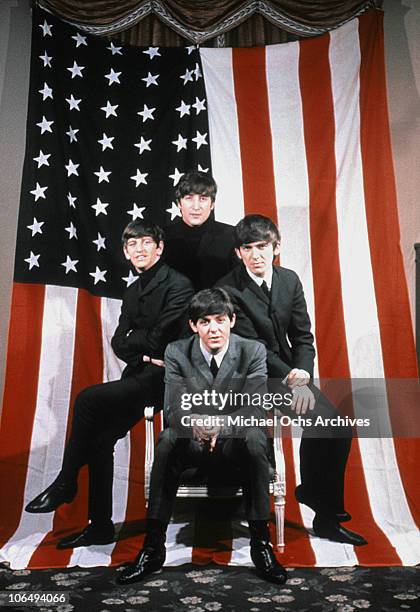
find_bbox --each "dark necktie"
[210,356,219,378]
[261,280,271,299]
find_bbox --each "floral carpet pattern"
[0,564,419,611]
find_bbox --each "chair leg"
[274,494,285,552]
[144,415,155,505]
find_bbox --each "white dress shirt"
[245,266,273,290]
[199,340,229,369]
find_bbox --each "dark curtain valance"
[36,0,383,46]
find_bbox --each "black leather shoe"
[295,485,351,522]
[250,540,287,585]
[57,522,114,549]
[25,481,77,513]
[117,545,166,585]
[313,516,367,546]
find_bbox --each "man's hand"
[191,417,221,452]
[143,355,165,368]
[290,385,315,415]
[287,368,310,388]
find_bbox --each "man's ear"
[189,319,198,334]
[229,313,236,328]
[235,248,242,261]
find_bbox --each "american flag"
[14,6,211,299]
[1,7,419,570]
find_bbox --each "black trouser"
[147,427,270,525]
[272,381,352,517]
[58,364,164,524]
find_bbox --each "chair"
[144,407,286,550]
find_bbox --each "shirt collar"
[245,265,273,289]
[199,339,229,368]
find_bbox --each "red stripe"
[358,11,420,529]
[0,283,45,548]
[111,421,146,566]
[232,47,277,221]
[281,433,316,567]
[29,289,103,568]
[299,31,401,564]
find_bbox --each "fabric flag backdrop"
[1,6,419,569]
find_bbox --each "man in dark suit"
[25,220,194,549]
[118,288,287,585]
[216,214,367,546]
[164,170,237,290]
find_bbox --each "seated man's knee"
[157,428,179,449]
[244,427,267,454]
[73,385,102,418]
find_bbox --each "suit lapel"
[191,336,214,387]
[190,334,239,391]
[237,264,270,306]
[217,335,238,383]
[270,267,281,311]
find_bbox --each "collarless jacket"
[163,219,237,290]
[111,263,194,377]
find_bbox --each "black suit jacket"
[163,218,237,290]
[111,263,194,376]
[216,264,315,380]
[163,333,268,430]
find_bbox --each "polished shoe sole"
[116,564,163,585]
[313,526,367,546]
[25,493,76,514]
[57,535,114,550]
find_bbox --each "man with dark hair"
[25,220,194,549]
[164,170,237,290]
[217,214,367,546]
[118,288,287,586]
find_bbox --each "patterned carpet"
[0,563,419,611]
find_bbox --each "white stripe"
[165,521,193,566]
[0,286,77,569]
[330,21,420,565]
[201,47,245,225]
[103,298,128,535]
[230,520,252,566]
[69,543,116,568]
[266,41,319,378]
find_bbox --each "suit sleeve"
[110,291,142,368]
[163,344,190,429]
[111,277,194,364]
[287,273,315,377]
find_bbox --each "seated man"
[118,288,287,585]
[25,220,194,549]
[164,170,237,290]
[216,214,367,546]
